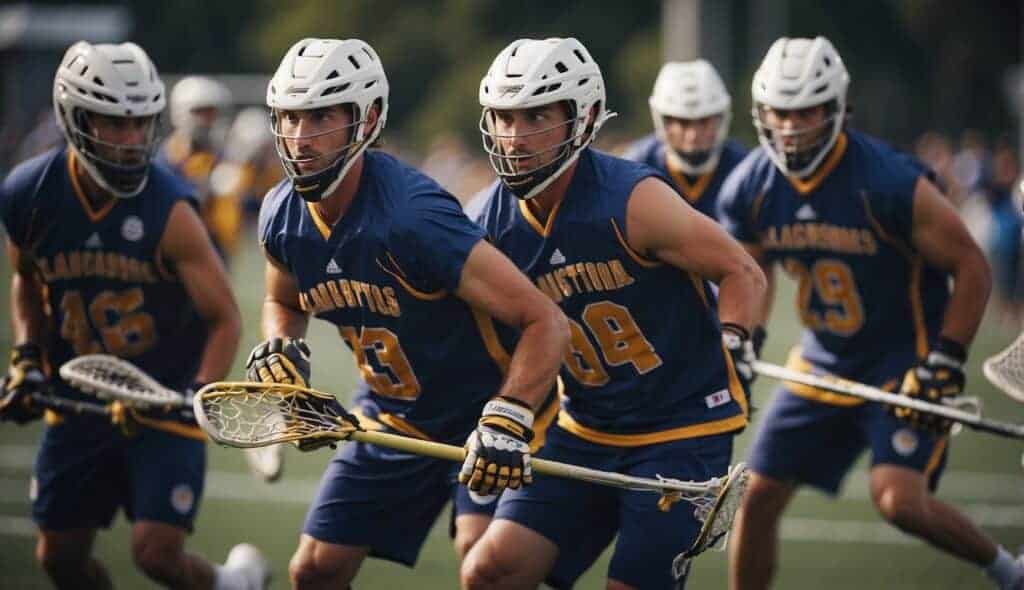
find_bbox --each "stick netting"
[984,333,1024,403]
[60,355,182,407]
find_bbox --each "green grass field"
[2,228,1023,589]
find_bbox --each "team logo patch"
[468,490,499,506]
[170,483,195,515]
[891,428,919,457]
[29,476,38,501]
[122,216,145,242]
[549,249,566,265]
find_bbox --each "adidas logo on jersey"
[84,233,103,248]
[795,204,816,220]
[549,249,566,265]
[326,259,343,274]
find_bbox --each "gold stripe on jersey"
[519,197,565,237]
[687,271,710,309]
[377,253,447,301]
[861,195,929,359]
[721,342,750,417]
[556,408,746,447]
[471,308,512,373]
[783,347,864,406]
[666,157,715,204]
[305,202,334,240]
[786,133,848,196]
[610,218,661,268]
[530,380,563,453]
[378,413,433,440]
[924,435,948,476]
[68,152,118,222]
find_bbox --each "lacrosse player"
[459,37,766,590]
[0,41,267,589]
[717,36,1021,589]
[623,59,748,221]
[158,76,243,261]
[251,38,567,588]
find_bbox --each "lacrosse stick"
[752,360,1024,439]
[194,381,748,519]
[59,354,192,418]
[983,332,1024,403]
[27,392,113,417]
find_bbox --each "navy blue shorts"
[747,387,949,494]
[32,415,206,532]
[302,437,497,567]
[494,423,734,589]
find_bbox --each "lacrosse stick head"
[984,333,1024,403]
[59,354,185,409]
[194,382,360,448]
[669,462,749,581]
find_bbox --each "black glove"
[246,337,311,387]
[722,323,764,392]
[891,338,967,434]
[0,343,47,425]
[458,396,535,495]
[291,393,361,452]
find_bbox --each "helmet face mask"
[659,113,728,174]
[751,36,850,178]
[266,38,389,203]
[479,37,614,201]
[479,101,585,198]
[648,60,732,176]
[53,41,166,198]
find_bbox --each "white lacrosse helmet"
[751,36,850,178]
[170,76,232,149]
[479,37,614,200]
[649,60,732,175]
[267,38,389,202]
[53,41,166,198]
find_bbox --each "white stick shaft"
[752,361,1024,439]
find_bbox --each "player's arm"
[260,256,308,339]
[7,239,48,346]
[159,200,242,384]
[910,176,991,348]
[890,175,990,432]
[626,177,767,330]
[455,240,569,410]
[455,239,568,494]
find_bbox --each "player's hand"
[290,394,360,452]
[892,339,967,434]
[246,337,311,387]
[0,343,47,425]
[458,396,535,495]
[722,323,764,391]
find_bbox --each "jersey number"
[59,289,157,357]
[340,326,421,400]
[783,258,865,336]
[563,301,663,387]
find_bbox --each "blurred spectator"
[157,76,239,261]
[915,131,962,203]
[208,106,282,224]
[952,129,990,197]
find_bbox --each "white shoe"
[224,543,271,590]
[245,444,284,483]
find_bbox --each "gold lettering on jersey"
[37,250,159,284]
[534,258,636,304]
[299,279,402,318]
[762,223,877,256]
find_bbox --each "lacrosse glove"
[0,343,46,425]
[722,323,764,393]
[459,396,534,495]
[246,337,311,387]
[891,338,966,434]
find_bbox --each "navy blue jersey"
[475,149,747,446]
[718,131,949,403]
[623,135,747,220]
[259,150,509,445]
[0,148,207,397]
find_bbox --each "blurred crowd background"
[1,0,1021,319]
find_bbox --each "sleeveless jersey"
[0,148,207,399]
[623,135,747,220]
[475,148,747,446]
[259,150,515,444]
[718,130,949,404]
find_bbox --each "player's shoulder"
[621,133,661,164]
[847,130,923,193]
[721,146,775,194]
[369,150,463,223]
[2,147,65,198]
[145,159,196,204]
[720,139,750,166]
[469,180,515,237]
[587,148,663,188]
